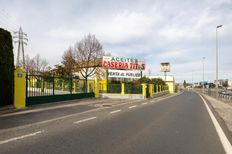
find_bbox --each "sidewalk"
[0,97,143,117]
[0,105,15,115]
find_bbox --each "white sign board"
[108,69,141,79]
[160,62,170,72]
[102,56,145,70]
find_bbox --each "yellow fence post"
[62,81,65,91]
[121,83,125,95]
[14,67,26,109]
[149,84,153,97]
[94,78,99,98]
[73,82,76,93]
[142,84,147,98]
[87,81,90,93]
[156,85,159,93]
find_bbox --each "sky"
[0,0,232,83]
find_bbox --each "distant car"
[219,91,231,95]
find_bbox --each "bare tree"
[74,34,103,92]
[94,50,111,80]
[62,47,76,76]
[33,54,48,73]
[24,54,32,72]
[23,54,49,74]
[41,59,48,72]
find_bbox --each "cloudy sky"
[1,0,232,83]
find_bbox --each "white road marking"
[200,95,232,154]
[73,117,97,124]
[0,131,44,145]
[129,105,137,109]
[110,110,121,114]
[142,103,147,105]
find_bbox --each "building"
[227,80,232,90]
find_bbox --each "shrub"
[0,28,14,106]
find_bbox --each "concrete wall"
[100,93,145,99]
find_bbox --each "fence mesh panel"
[107,84,121,93]
[27,74,86,97]
[125,84,142,94]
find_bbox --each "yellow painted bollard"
[14,67,26,109]
[121,83,125,95]
[142,84,147,99]
[94,78,99,98]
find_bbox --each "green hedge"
[0,28,14,106]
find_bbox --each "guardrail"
[195,88,232,103]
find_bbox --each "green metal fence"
[154,84,157,93]
[125,84,142,94]
[26,73,93,106]
[27,93,94,106]
[26,74,86,97]
[107,84,121,93]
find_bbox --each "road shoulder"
[201,94,232,145]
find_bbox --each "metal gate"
[26,73,94,106]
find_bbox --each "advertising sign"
[160,62,170,72]
[102,56,145,70]
[108,69,141,79]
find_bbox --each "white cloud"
[47,10,154,44]
[1,0,232,83]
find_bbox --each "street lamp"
[216,25,223,96]
[202,57,205,89]
[192,70,194,88]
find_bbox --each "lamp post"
[192,70,195,89]
[216,25,223,96]
[202,57,205,89]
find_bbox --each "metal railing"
[195,88,232,103]
[125,84,142,94]
[107,84,121,93]
[26,74,85,97]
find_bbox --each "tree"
[0,28,14,106]
[24,54,49,74]
[62,47,76,76]
[50,64,65,76]
[74,34,103,92]
[138,77,152,84]
[183,80,187,88]
[223,81,228,88]
[151,78,166,86]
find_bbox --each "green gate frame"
[26,93,94,106]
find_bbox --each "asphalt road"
[0,91,231,154]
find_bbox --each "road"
[0,91,231,154]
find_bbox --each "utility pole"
[202,57,205,88]
[192,70,194,88]
[13,27,28,69]
[216,25,222,97]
